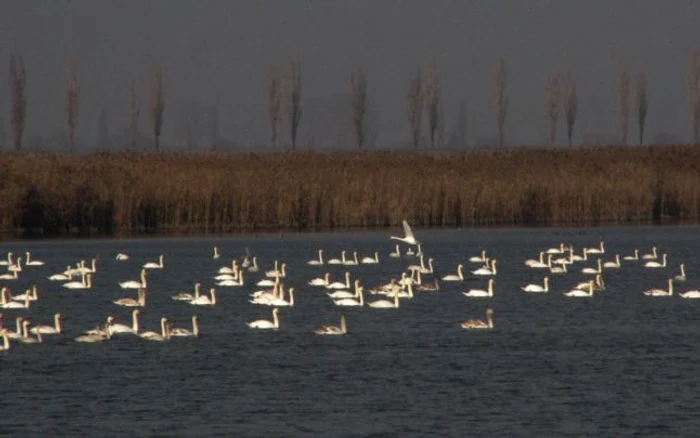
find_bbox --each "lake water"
[2,225,700,436]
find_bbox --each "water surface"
[2,226,700,436]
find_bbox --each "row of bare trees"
[4,54,166,152]
[5,52,700,151]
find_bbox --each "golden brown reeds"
[1,145,699,238]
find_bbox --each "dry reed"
[1,145,699,238]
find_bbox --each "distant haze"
[2,0,699,151]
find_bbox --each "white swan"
[247,308,280,329]
[603,254,621,269]
[0,331,10,351]
[327,251,346,265]
[549,259,567,274]
[389,244,401,258]
[247,256,259,273]
[581,259,602,274]
[368,288,400,308]
[309,273,330,287]
[642,246,658,260]
[643,278,673,296]
[469,250,488,263]
[170,315,199,337]
[463,278,494,297]
[343,251,359,266]
[143,254,164,269]
[115,253,130,260]
[30,313,62,335]
[4,316,23,339]
[217,260,238,274]
[189,288,217,306]
[113,288,146,307]
[307,249,324,266]
[24,252,45,266]
[334,286,364,307]
[569,247,588,262]
[525,252,546,267]
[471,259,497,276]
[120,269,147,289]
[522,277,549,293]
[270,286,295,307]
[442,264,464,281]
[172,282,201,301]
[265,262,286,278]
[675,264,687,282]
[461,308,494,330]
[327,279,361,299]
[314,314,347,335]
[586,241,605,254]
[75,329,111,343]
[679,289,700,299]
[546,243,566,254]
[62,273,93,290]
[0,269,18,280]
[564,280,595,297]
[1,288,30,309]
[390,219,419,245]
[326,272,352,290]
[216,270,244,287]
[644,253,667,268]
[213,246,221,260]
[48,265,73,281]
[74,258,97,274]
[19,320,42,344]
[361,252,379,264]
[110,310,140,334]
[11,285,38,301]
[0,252,13,266]
[139,317,170,341]
[623,249,639,261]
[7,256,22,272]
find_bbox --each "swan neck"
[273,310,279,328]
[193,317,199,336]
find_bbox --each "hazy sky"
[2,0,699,151]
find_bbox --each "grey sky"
[2,0,699,150]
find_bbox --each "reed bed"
[1,145,699,237]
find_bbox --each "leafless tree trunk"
[65,60,79,153]
[425,60,440,148]
[617,62,630,145]
[544,69,560,145]
[687,50,700,144]
[208,104,218,152]
[129,77,139,150]
[493,59,508,148]
[149,63,165,152]
[636,72,648,146]
[8,53,27,151]
[97,108,110,149]
[407,68,423,148]
[564,68,578,147]
[286,59,302,150]
[350,67,367,149]
[267,64,280,147]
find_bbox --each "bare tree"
[208,104,218,152]
[635,72,648,145]
[350,67,367,149]
[407,68,423,148]
[8,53,27,151]
[493,59,508,148]
[564,68,578,147]
[286,59,302,150]
[129,77,139,150]
[267,64,281,147]
[65,59,79,152]
[97,108,110,149]
[544,69,560,144]
[617,62,630,145]
[687,50,700,144]
[149,63,165,152]
[425,59,440,148]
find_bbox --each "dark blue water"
[2,225,700,436]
